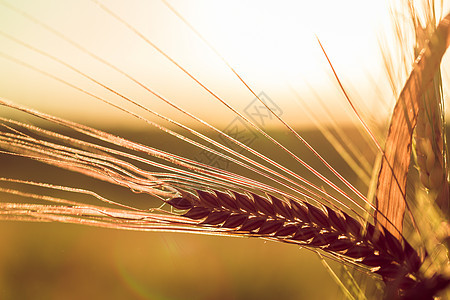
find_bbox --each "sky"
[0,0,449,129]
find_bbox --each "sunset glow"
[0,0,448,129]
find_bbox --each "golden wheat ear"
[413,14,450,218]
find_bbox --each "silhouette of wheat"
[0,1,449,299]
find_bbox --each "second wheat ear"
[375,12,450,238]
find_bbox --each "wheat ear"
[165,189,448,299]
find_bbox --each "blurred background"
[4,0,447,128]
[0,0,449,299]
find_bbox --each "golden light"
[0,0,448,128]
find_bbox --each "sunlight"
[0,0,392,128]
[187,0,389,80]
[0,0,448,128]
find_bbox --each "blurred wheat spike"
[375,10,450,237]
